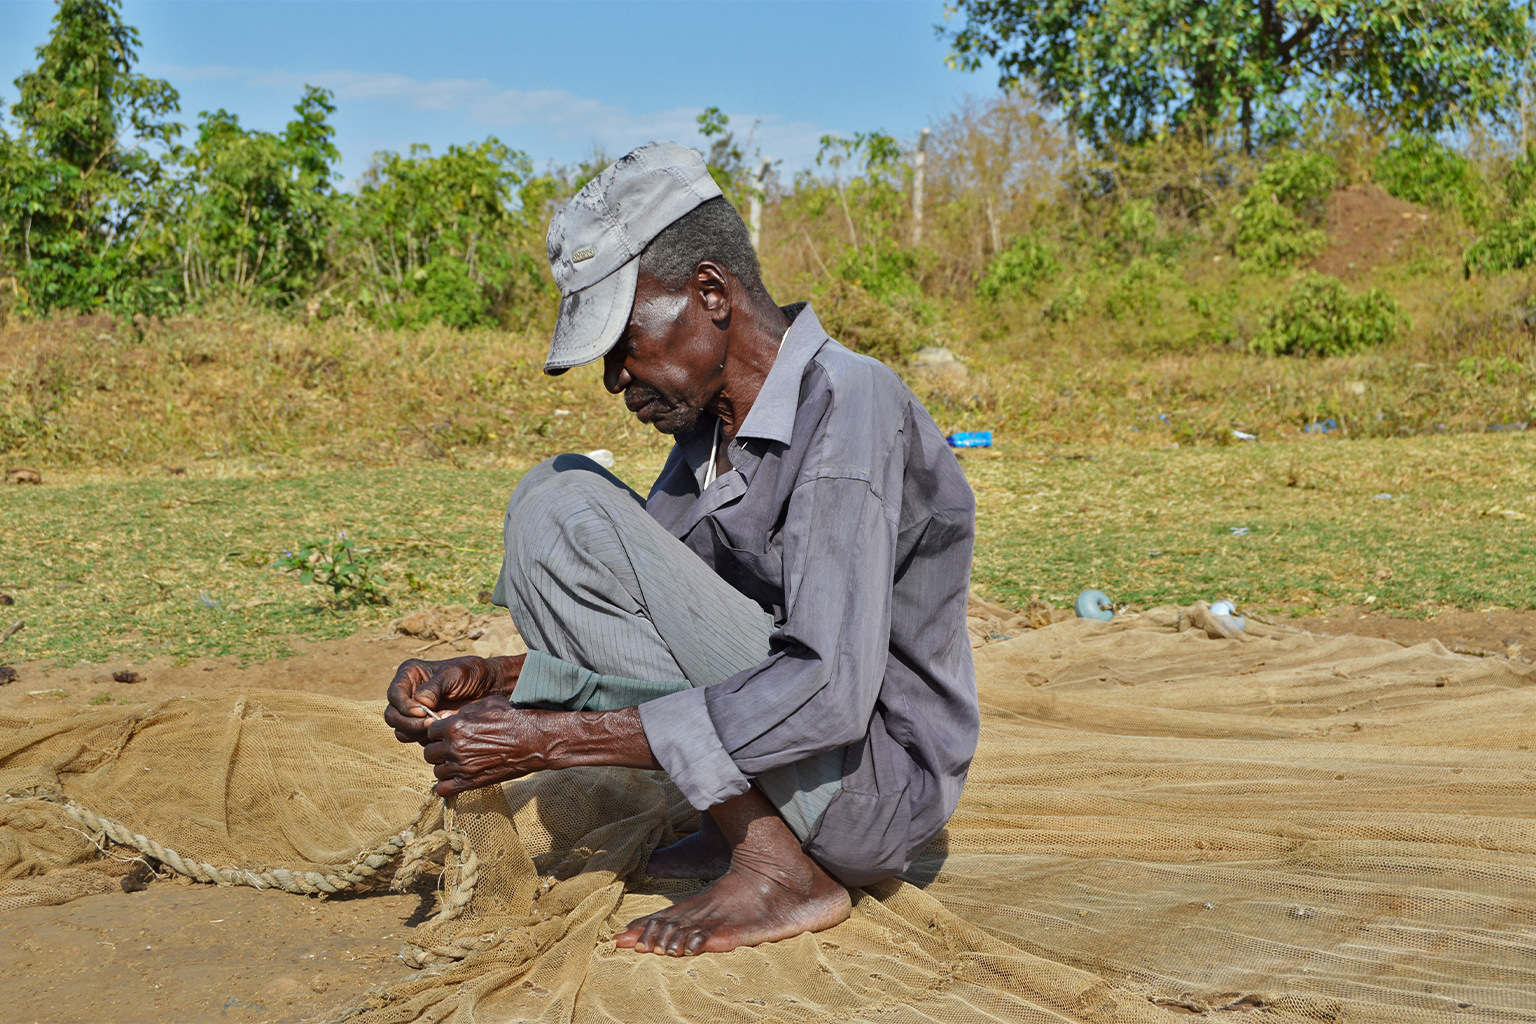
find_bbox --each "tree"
[338,139,548,327]
[0,0,182,312]
[168,88,341,307]
[943,1,1534,150]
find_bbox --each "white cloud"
[159,64,833,169]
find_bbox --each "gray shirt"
[637,303,978,877]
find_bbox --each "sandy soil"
[0,612,1532,1023]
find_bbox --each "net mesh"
[2,604,1533,1023]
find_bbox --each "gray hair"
[639,196,766,296]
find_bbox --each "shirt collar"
[734,302,827,446]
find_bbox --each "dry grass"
[0,314,675,476]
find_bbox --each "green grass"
[0,464,545,664]
[967,433,1535,615]
[1,433,1530,666]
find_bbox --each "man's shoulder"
[804,337,911,405]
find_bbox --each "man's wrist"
[486,654,525,695]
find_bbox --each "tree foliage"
[169,89,341,307]
[0,0,182,313]
[338,140,551,327]
[944,1,1533,148]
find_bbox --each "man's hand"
[384,654,525,745]
[422,698,554,795]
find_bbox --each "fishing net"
[2,602,1533,1023]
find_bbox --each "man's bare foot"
[646,812,732,880]
[616,788,852,955]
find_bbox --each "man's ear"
[692,261,732,326]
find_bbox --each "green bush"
[1232,151,1336,271]
[1115,198,1158,254]
[1104,257,1177,325]
[1043,279,1088,323]
[1374,136,1489,224]
[1256,150,1337,212]
[1252,273,1407,356]
[274,533,389,605]
[976,234,1059,300]
[1502,147,1536,208]
[814,279,925,363]
[1464,200,1536,275]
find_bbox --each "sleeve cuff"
[637,687,751,810]
[512,650,687,711]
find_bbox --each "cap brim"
[544,257,639,376]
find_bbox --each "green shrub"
[1115,198,1159,254]
[1233,151,1336,271]
[274,533,390,605]
[1104,257,1177,325]
[1464,200,1536,275]
[1043,280,1088,323]
[976,234,1059,300]
[1233,195,1329,271]
[1502,148,1536,208]
[1255,151,1337,212]
[1374,136,1489,224]
[1252,273,1407,356]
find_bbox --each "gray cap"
[543,141,723,375]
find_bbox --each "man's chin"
[645,407,702,436]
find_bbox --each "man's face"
[602,268,726,436]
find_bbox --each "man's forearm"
[536,705,661,772]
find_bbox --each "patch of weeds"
[275,533,391,605]
[1044,279,1089,323]
[977,234,1059,301]
[1375,135,1490,225]
[88,692,132,706]
[1252,273,1407,356]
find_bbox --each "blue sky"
[0,1,1001,187]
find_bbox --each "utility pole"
[911,127,929,246]
[748,157,770,249]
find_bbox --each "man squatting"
[384,142,980,957]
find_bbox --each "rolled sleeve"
[511,650,688,711]
[637,686,752,810]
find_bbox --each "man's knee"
[506,453,642,541]
[802,797,936,889]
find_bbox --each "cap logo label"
[571,246,596,263]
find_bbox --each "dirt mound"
[1310,183,1431,280]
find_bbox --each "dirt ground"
[1310,183,1432,280]
[0,610,1533,1023]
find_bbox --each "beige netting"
[3,605,1534,1023]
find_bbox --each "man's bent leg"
[614,785,852,956]
[496,455,848,873]
[496,453,775,688]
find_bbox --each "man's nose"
[603,352,630,394]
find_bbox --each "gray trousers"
[492,454,844,841]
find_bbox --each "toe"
[653,919,686,956]
[637,915,671,953]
